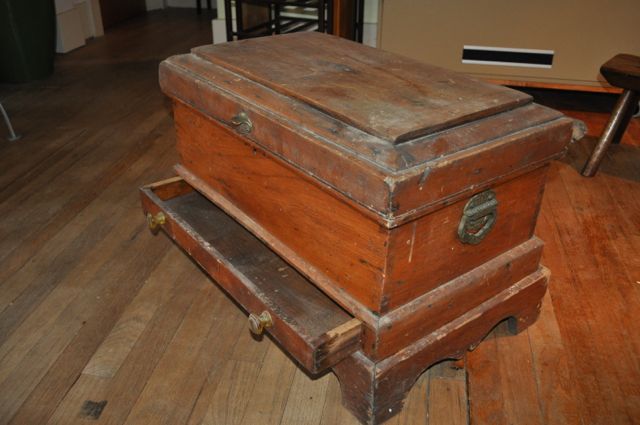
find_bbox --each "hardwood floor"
[1,9,639,425]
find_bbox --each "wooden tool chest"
[140,32,572,424]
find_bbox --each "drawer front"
[139,177,363,374]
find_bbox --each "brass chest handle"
[457,190,498,245]
[248,311,272,335]
[231,111,253,135]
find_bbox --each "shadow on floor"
[561,135,640,182]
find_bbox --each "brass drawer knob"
[248,311,272,335]
[147,212,166,232]
[230,111,253,134]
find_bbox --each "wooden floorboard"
[1,8,640,425]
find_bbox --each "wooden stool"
[582,54,640,176]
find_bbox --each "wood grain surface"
[193,32,531,144]
[172,103,387,314]
[1,9,639,425]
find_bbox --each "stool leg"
[611,95,638,144]
[582,89,639,177]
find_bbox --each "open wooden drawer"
[139,177,363,374]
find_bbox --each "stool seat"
[601,54,640,92]
[582,54,640,177]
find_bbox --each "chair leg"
[582,89,639,177]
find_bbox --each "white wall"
[54,0,103,53]
[146,0,165,10]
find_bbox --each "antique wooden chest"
[140,32,572,424]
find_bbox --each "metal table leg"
[0,102,20,142]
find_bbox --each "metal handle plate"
[457,190,498,245]
[231,111,253,135]
[248,311,272,335]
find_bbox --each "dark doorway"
[99,0,146,30]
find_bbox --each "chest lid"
[190,32,530,145]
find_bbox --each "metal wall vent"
[462,45,554,68]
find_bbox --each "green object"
[0,0,55,83]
